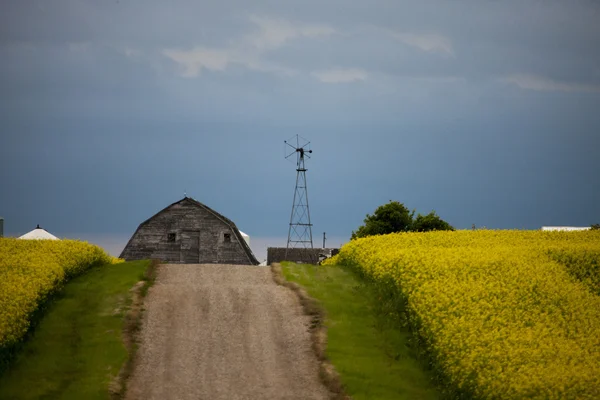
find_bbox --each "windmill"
[284,135,314,258]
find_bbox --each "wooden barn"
[120,197,258,265]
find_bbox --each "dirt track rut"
[125,264,330,400]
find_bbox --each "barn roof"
[126,197,258,265]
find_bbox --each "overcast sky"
[1,0,599,258]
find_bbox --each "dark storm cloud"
[1,0,599,250]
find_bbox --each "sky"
[1,0,599,261]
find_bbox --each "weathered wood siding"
[121,198,257,265]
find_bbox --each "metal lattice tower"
[285,135,313,256]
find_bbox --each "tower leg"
[286,165,313,260]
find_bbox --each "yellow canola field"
[0,238,114,348]
[327,230,600,399]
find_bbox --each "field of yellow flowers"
[327,230,600,399]
[0,238,115,350]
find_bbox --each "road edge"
[110,259,160,400]
[270,263,350,400]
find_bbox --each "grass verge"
[271,263,347,400]
[0,260,154,400]
[111,259,158,399]
[279,262,441,400]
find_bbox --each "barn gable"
[120,197,258,265]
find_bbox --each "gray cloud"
[503,74,600,93]
[311,68,368,83]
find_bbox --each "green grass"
[0,260,151,400]
[281,262,440,400]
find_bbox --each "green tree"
[351,201,414,239]
[351,201,455,239]
[411,211,455,232]
[591,224,600,230]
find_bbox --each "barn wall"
[121,200,254,264]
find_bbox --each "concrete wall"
[121,199,257,265]
[267,247,340,265]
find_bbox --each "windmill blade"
[284,144,297,157]
[284,140,294,154]
[285,140,298,151]
[286,153,298,165]
[297,134,311,149]
[284,141,298,164]
[284,147,297,162]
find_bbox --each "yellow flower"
[332,230,600,399]
[0,238,112,348]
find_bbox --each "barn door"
[180,231,200,263]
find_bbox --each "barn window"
[224,233,231,243]
[167,233,176,242]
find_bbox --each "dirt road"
[125,264,330,400]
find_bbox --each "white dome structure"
[19,225,59,240]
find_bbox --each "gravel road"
[125,264,330,400]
